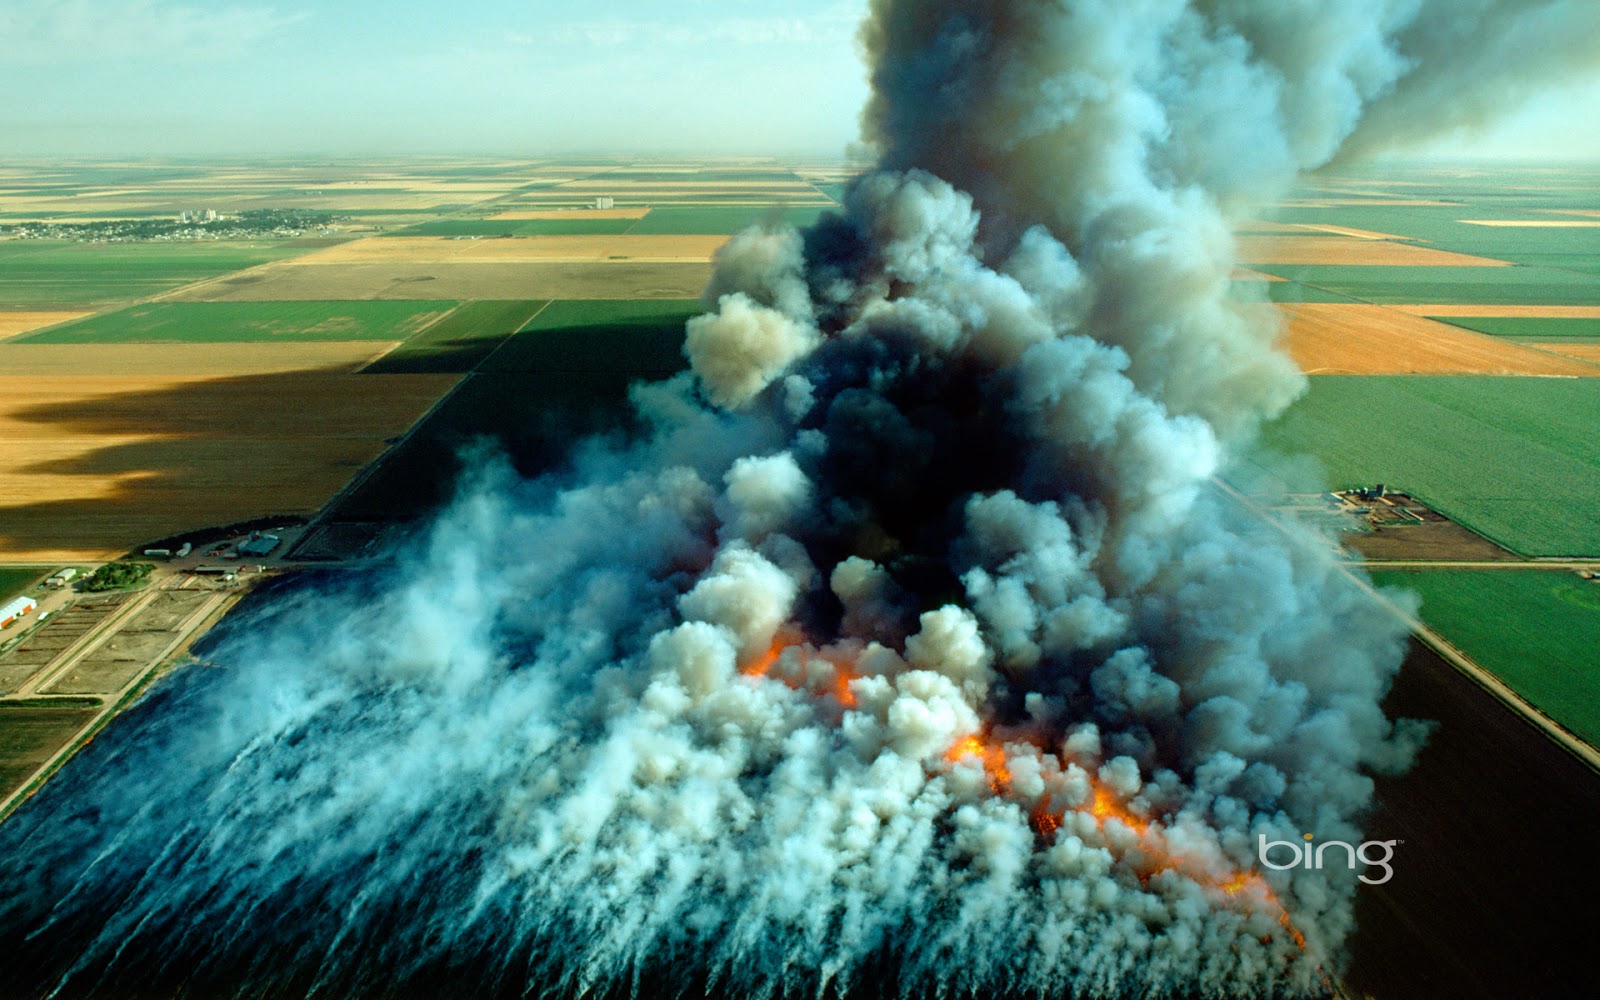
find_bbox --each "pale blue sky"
[2,0,1596,160]
[0,0,872,157]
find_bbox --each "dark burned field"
[1342,639,1600,999]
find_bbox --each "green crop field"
[628,205,831,235]
[484,299,699,373]
[1261,376,1600,557]
[390,218,637,237]
[0,568,47,604]
[361,300,548,373]
[1252,264,1600,306]
[1429,316,1600,341]
[1371,570,1600,746]
[24,300,458,344]
[0,702,100,799]
[0,240,331,308]
[334,299,696,519]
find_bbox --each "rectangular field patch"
[0,311,91,341]
[0,342,397,376]
[1280,303,1600,376]
[362,300,548,374]
[18,301,456,345]
[0,372,458,560]
[1236,235,1510,267]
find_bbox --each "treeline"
[81,563,154,593]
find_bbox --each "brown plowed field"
[171,262,713,302]
[0,312,91,341]
[1389,305,1600,318]
[1237,235,1509,267]
[294,235,727,264]
[0,342,395,376]
[1280,303,1600,376]
[0,372,457,560]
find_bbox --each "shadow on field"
[0,313,697,554]
[1342,639,1600,998]
[0,367,452,556]
[332,318,692,519]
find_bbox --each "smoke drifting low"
[1,2,1585,998]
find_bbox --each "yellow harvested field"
[1232,269,1286,282]
[1280,303,1600,376]
[0,342,396,377]
[1236,220,1310,234]
[1289,224,1414,240]
[1533,344,1600,363]
[0,372,458,561]
[1388,305,1600,319]
[0,312,91,341]
[490,208,650,220]
[293,235,728,264]
[1459,219,1600,228]
[1236,235,1509,267]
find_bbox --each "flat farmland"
[1262,376,1600,557]
[1421,316,1600,341]
[393,219,637,237]
[0,567,46,604]
[1254,263,1600,305]
[1279,303,1600,375]
[1369,570,1600,747]
[1537,343,1600,363]
[489,209,649,221]
[628,205,832,234]
[0,701,100,800]
[334,299,696,519]
[0,240,334,309]
[0,312,90,340]
[170,262,713,302]
[21,300,456,344]
[1391,305,1600,319]
[0,372,457,560]
[1236,234,1510,267]
[298,236,727,264]
[363,300,547,373]
[0,341,395,376]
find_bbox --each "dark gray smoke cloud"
[0,2,1582,998]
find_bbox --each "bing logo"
[1258,832,1398,885]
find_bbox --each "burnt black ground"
[1342,639,1600,999]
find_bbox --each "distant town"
[0,208,349,242]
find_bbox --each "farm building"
[1,595,38,629]
[47,568,79,588]
[237,533,280,557]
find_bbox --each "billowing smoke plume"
[1,2,1583,998]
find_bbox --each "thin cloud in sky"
[1,0,304,63]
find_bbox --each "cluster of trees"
[81,563,154,593]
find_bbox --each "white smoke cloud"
[4,1,1585,998]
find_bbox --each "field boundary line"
[1212,478,1600,776]
[356,300,466,372]
[298,300,554,537]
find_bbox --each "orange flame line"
[737,626,1309,952]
